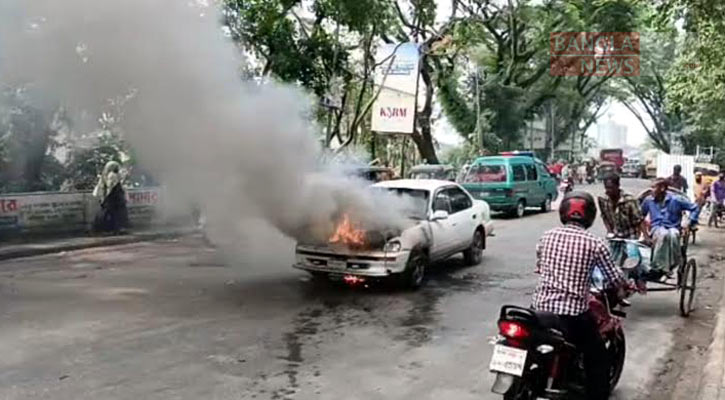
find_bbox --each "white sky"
[586,100,650,147]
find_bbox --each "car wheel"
[541,195,552,213]
[514,200,526,218]
[463,229,484,266]
[402,251,427,290]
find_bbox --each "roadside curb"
[0,228,196,262]
[698,239,725,400]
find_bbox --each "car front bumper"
[293,248,411,277]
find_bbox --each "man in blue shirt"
[641,178,700,272]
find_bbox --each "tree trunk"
[412,59,439,164]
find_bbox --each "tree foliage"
[662,0,725,157]
[0,87,66,193]
[435,0,639,157]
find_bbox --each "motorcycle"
[488,287,627,400]
[559,178,574,194]
[586,173,595,184]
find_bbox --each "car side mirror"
[431,210,449,221]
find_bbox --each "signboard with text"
[0,187,164,234]
[371,43,420,134]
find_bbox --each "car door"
[525,163,544,205]
[511,163,529,203]
[444,186,477,250]
[536,161,557,200]
[429,189,456,258]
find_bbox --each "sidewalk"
[0,227,197,262]
[698,227,725,400]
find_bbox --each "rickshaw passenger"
[641,178,700,272]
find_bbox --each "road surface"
[0,179,720,400]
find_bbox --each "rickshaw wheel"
[679,259,697,317]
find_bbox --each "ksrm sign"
[371,43,420,134]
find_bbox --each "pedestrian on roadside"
[578,164,587,184]
[92,160,129,235]
[667,164,688,193]
[709,173,725,227]
[561,162,571,181]
[694,172,710,207]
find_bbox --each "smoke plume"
[0,0,411,264]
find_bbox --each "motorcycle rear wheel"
[503,379,535,400]
[608,326,626,390]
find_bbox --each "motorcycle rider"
[597,173,648,290]
[532,191,627,400]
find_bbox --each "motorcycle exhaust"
[491,373,515,395]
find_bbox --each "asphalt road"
[0,179,720,400]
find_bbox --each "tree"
[663,0,725,153]
[434,0,641,157]
[0,86,66,193]
[384,0,454,164]
[63,91,137,190]
[223,0,401,153]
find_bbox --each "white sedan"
[293,179,494,289]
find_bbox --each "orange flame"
[329,214,367,247]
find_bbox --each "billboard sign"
[371,43,420,134]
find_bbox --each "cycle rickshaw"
[605,187,697,317]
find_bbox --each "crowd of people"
[548,159,597,183]
[694,168,725,227]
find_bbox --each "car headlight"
[384,240,402,253]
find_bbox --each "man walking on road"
[667,164,689,193]
[694,171,710,207]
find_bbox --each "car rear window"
[463,165,507,183]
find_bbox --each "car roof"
[372,179,457,191]
[472,156,539,164]
[409,164,454,172]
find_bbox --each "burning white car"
[293,179,494,289]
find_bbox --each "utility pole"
[475,67,482,150]
[546,101,556,162]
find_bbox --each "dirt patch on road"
[641,246,725,400]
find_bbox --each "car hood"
[297,218,425,252]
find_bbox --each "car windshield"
[378,188,429,220]
[463,164,507,183]
[410,172,433,179]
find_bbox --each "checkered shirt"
[532,224,625,315]
[597,192,644,239]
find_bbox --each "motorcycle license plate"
[489,345,527,377]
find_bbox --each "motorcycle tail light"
[498,320,530,340]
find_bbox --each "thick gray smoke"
[0,0,411,264]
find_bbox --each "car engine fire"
[329,214,367,248]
